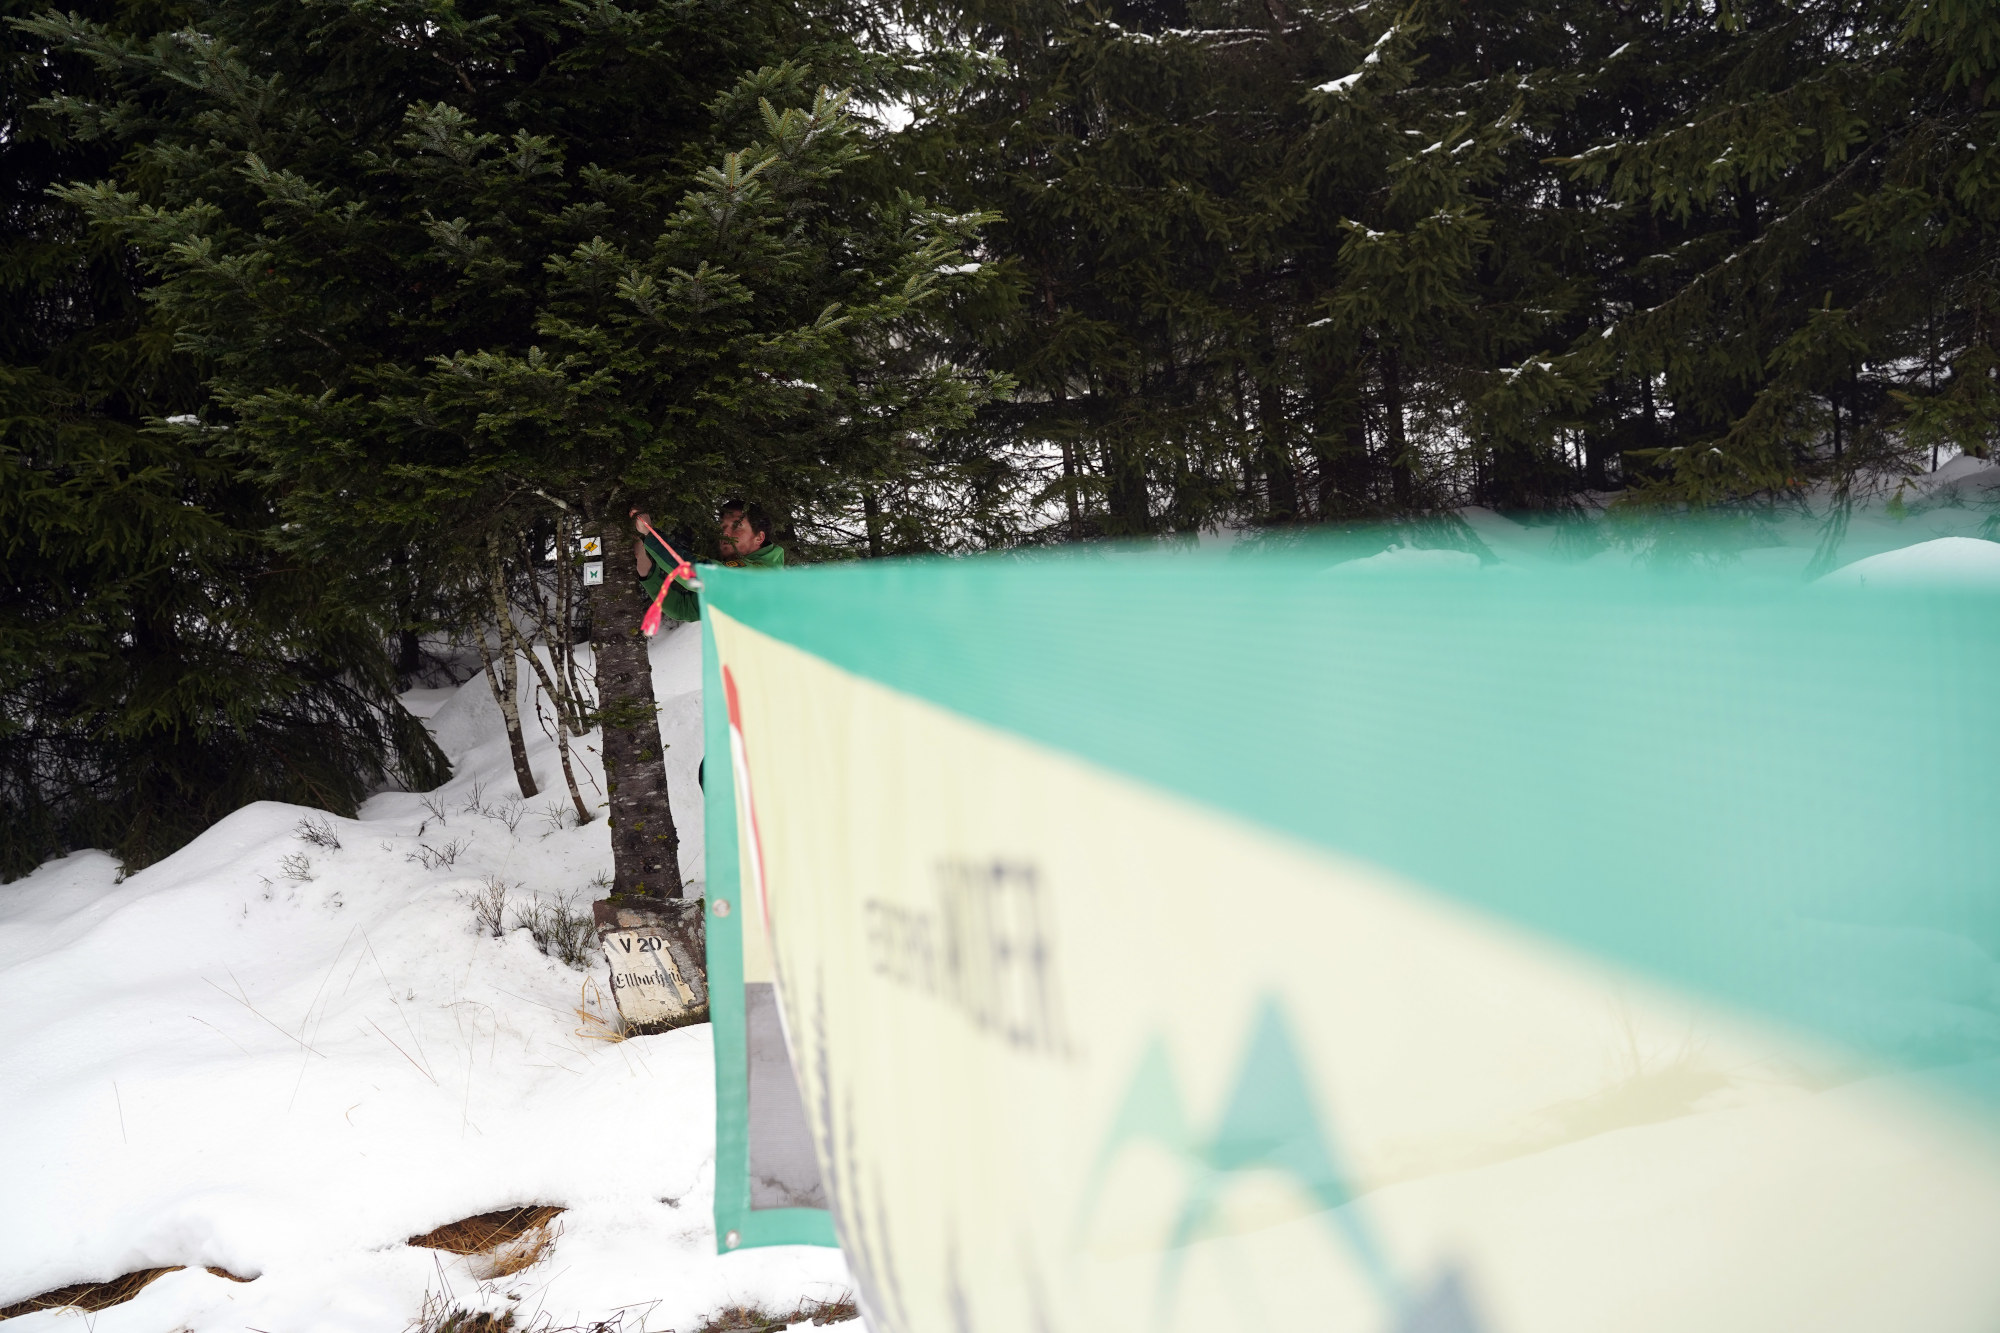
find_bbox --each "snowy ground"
[0,620,852,1333]
[4,457,2000,1332]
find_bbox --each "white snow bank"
[1924,454,2000,491]
[1820,536,2000,588]
[1324,546,1484,574]
[0,621,850,1332]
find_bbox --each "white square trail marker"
[579,535,602,557]
[582,561,604,586]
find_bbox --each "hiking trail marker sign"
[593,899,707,1034]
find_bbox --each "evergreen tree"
[1562,0,2000,500]
[1304,0,1650,512]
[909,0,2000,522]
[904,0,1341,537]
[28,0,999,900]
[0,0,447,882]
[902,0,1589,529]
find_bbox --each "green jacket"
[639,530,785,622]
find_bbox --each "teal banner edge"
[698,542,2000,1108]
[703,610,841,1252]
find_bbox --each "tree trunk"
[1052,380,1082,540]
[1383,343,1413,510]
[588,546,684,902]
[1060,439,1083,539]
[478,637,539,800]
[1253,316,1298,522]
[1257,377,1298,522]
[552,719,592,825]
[507,620,594,826]
[1641,369,1661,450]
[481,536,540,799]
[504,517,597,826]
[863,487,884,558]
[556,513,591,732]
[391,548,421,683]
[1105,436,1150,537]
[1307,351,1364,519]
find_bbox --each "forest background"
[4,0,1997,881]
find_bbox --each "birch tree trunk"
[481,536,540,799]
[513,638,593,827]
[478,637,539,800]
[502,609,594,826]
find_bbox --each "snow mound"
[1926,455,2000,491]
[1820,536,2000,588]
[0,622,847,1332]
[1326,546,1484,574]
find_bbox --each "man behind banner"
[632,498,785,624]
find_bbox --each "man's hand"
[631,508,653,576]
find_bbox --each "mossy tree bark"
[589,559,684,902]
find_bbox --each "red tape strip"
[636,519,695,637]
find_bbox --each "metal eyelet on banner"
[713,899,731,917]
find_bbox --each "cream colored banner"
[711,608,2000,1333]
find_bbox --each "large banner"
[704,546,2000,1332]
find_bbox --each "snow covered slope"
[1819,534,2000,586]
[0,620,851,1332]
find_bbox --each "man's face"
[718,509,765,559]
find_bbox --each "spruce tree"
[908,0,2000,520]
[1560,0,2000,498]
[902,0,1335,535]
[29,0,999,900]
[903,0,1603,528]
[1,0,448,881]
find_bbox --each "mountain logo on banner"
[1075,997,1488,1333]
